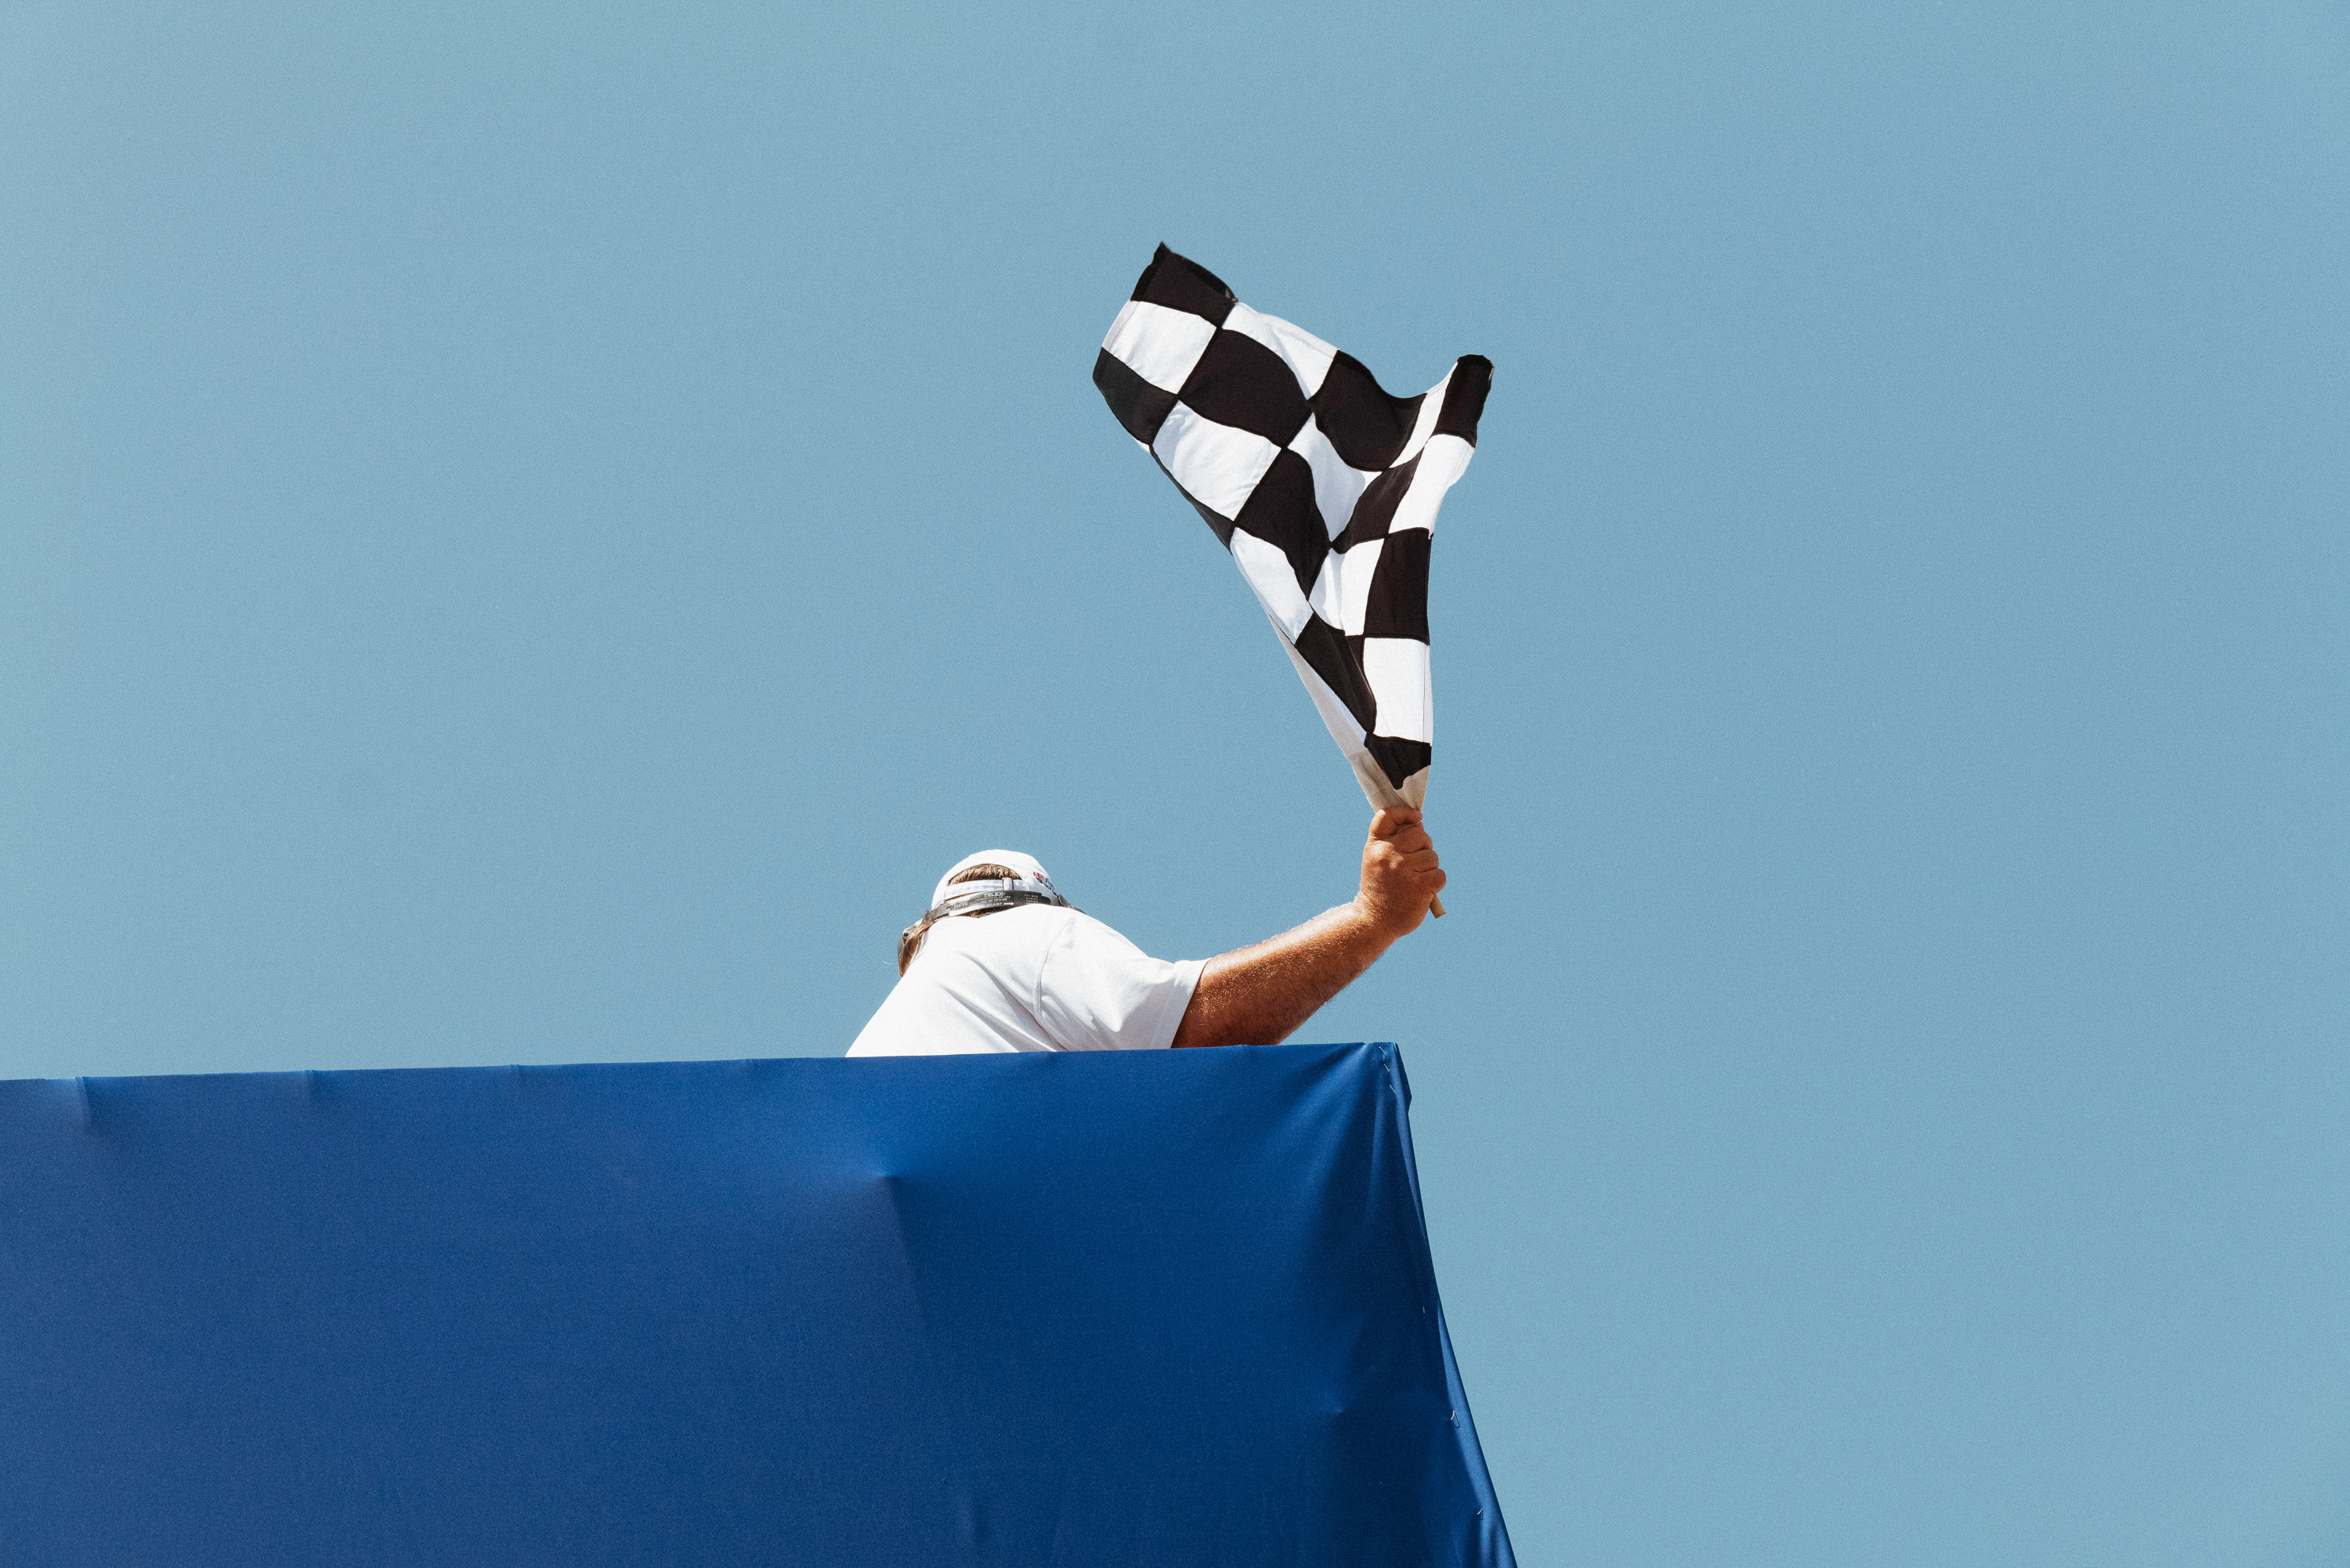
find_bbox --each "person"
[846,809,1446,1056]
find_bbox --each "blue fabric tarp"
[0,1041,1511,1566]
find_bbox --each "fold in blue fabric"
[0,1042,1512,1567]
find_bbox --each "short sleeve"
[1032,912,1204,1052]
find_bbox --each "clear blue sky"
[6,3,2347,1562]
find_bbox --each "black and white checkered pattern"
[1094,245,1491,809]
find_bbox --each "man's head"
[928,850,1061,911]
[896,851,1070,974]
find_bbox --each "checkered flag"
[1094,245,1491,815]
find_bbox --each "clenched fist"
[1355,807,1447,939]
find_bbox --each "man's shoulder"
[915,905,1162,985]
[916,903,1079,966]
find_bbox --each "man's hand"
[1355,808,1446,939]
[1168,809,1446,1049]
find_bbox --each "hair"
[896,865,1027,976]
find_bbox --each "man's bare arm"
[1170,808,1446,1050]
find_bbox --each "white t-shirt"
[847,904,1204,1057]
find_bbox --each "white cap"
[930,850,1062,913]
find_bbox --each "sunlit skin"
[1170,808,1445,1050]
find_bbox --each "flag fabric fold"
[1095,244,1491,808]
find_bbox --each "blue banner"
[0,1042,1510,1566]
